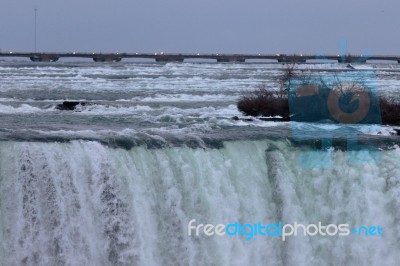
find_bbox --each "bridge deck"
[0,52,399,63]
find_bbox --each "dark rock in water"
[56,101,87,110]
[231,116,254,122]
[394,129,400,136]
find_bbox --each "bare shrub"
[237,85,289,118]
[380,97,400,125]
[237,65,295,119]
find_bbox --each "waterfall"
[0,140,399,266]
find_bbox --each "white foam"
[0,103,46,114]
[117,94,238,102]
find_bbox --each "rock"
[56,101,87,110]
[231,116,253,122]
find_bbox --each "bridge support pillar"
[278,59,306,64]
[337,57,362,64]
[278,59,294,63]
[217,57,245,63]
[155,56,184,62]
[30,55,59,62]
[338,59,350,63]
[93,57,122,62]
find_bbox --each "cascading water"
[0,140,399,266]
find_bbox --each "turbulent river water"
[0,61,400,265]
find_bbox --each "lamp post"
[34,7,37,52]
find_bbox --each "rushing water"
[0,61,400,265]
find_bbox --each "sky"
[1,0,399,55]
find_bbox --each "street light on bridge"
[34,7,37,52]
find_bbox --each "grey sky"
[1,0,399,55]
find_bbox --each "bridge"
[1,52,400,63]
